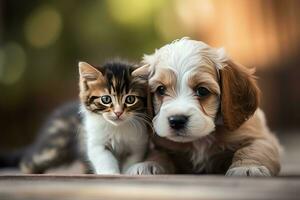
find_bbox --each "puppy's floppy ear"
[220,60,260,131]
[78,61,104,81]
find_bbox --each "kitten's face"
[79,61,147,126]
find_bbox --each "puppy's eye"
[196,87,210,98]
[125,95,136,104]
[101,95,112,104]
[156,86,166,96]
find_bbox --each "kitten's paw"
[125,161,166,175]
[225,165,271,176]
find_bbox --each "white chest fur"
[82,110,148,174]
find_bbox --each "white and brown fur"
[132,38,281,176]
[79,60,150,174]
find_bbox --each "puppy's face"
[150,66,220,142]
[143,39,225,142]
[134,38,259,143]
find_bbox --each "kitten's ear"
[78,61,104,81]
[131,64,150,78]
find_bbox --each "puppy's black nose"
[168,115,188,130]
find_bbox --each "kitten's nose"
[168,115,189,130]
[114,111,123,118]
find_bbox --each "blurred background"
[0,0,299,172]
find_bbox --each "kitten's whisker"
[133,114,152,127]
[137,112,152,118]
[128,118,140,134]
[133,115,155,133]
[134,113,152,121]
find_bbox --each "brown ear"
[131,64,150,78]
[132,64,154,119]
[220,60,260,131]
[78,61,103,81]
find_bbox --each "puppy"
[133,38,281,176]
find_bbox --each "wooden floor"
[0,174,300,200]
[0,132,299,200]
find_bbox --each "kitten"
[0,60,150,175]
[79,61,150,174]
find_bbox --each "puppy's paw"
[226,166,271,176]
[125,161,166,175]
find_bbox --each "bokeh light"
[74,1,111,47]
[24,5,62,48]
[173,0,300,68]
[107,0,165,27]
[175,0,216,34]
[0,42,26,85]
[154,4,189,41]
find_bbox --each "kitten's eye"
[101,95,112,104]
[196,87,210,98]
[156,85,166,96]
[125,95,136,104]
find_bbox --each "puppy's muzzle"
[168,115,189,130]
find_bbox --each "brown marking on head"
[188,65,220,94]
[148,68,177,114]
[220,60,260,131]
[149,68,177,93]
[187,65,220,118]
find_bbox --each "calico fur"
[79,60,150,174]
